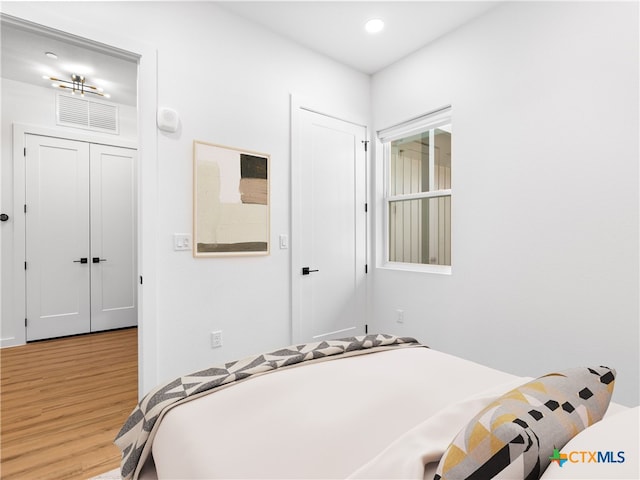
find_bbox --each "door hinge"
[24,204,27,213]
[24,147,26,157]
[365,203,368,213]
[24,261,27,270]
[25,318,28,327]
[365,324,368,334]
[361,140,369,152]
[365,264,368,274]
[140,275,143,285]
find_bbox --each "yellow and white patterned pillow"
[434,366,615,480]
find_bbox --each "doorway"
[291,101,368,343]
[1,16,139,342]
[2,14,140,338]
[1,8,158,396]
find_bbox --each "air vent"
[57,94,119,134]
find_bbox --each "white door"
[26,135,91,341]
[293,108,367,343]
[25,135,137,341]
[90,144,137,331]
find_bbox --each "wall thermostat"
[157,107,179,133]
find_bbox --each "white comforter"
[145,347,523,479]
[141,347,632,479]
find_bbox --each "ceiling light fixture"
[365,18,385,34]
[42,74,110,98]
[45,52,58,60]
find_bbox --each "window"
[379,107,452,270]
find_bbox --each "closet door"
[89,144,137,331]
[25,135,91,341]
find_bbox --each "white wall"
[371,1,639,406]
[1,2,370,389]
[0,79,137,346]
[4,1,636,407]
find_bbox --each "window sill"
[378,262,452,275]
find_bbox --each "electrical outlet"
[174,234,192,251]
[396,309,404,324]
[211,330,223,348]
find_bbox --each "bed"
[115,334,638,480]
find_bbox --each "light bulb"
[365,19,384,34]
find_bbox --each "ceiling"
[1,2,500,107]
[0,17,139,106]
[218,1,501,74]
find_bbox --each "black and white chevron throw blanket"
[114,333,421,480]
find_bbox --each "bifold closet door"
[26,135,91,341]
[89,144,137,332]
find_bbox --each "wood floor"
[1,327,138,480]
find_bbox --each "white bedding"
[148,347,524,479]
[141,346,635,480]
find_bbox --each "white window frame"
[377,106,452,274]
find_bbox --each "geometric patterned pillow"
[434,366,616,480]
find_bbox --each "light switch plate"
[173,234,192,251]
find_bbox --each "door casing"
[13,124,138,340]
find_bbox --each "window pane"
[434,126,451,190]
[389,125,451,194]
[390,132,429,195]
[388,196,451,265]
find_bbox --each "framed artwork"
[193,141,270,257]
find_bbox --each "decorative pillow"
[434,366,616,480]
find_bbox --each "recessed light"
[45,52,58,60]
[365,18,384,34]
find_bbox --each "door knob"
[73,258,88,264]
[92,257,107,263]
[0,213,8,222]
[302,267,319,275]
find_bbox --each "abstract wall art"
[193,141,270,257]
